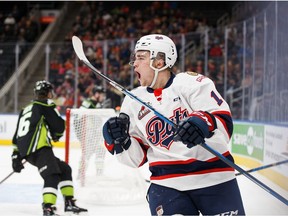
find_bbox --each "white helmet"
[134,34,177,68]
[134,34,177,88]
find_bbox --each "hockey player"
[102,34,246,215]
[80,85,111,109]
[11,80,88,216]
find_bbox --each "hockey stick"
[0,160,27,185]
[72,35,288,206]
[236,159,288,176]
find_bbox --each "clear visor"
[129,51,150,66]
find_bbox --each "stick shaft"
[0,161,27,185]
[236,159,288,176]
[0,172,14,185]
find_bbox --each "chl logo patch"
[138,105,151,120]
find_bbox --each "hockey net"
[65,108,147,205]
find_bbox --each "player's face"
[132,51,155,86]
[97,92,105,102]
[47,90,54,99]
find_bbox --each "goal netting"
[65,108,148,205]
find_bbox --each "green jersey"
[12,99,65,157]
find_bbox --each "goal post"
[65,108,148,205]
[65,108,115,164]
[65,108,71,164]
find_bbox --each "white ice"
[0,145,287,216]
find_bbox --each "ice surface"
[0,145,287,215]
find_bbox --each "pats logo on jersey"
[146,107,189,149]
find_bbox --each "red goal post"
[65,108,117,184]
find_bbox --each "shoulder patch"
[186,71,198,76]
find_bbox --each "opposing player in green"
[11,80,88,216]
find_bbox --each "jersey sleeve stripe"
[212,111,233,138]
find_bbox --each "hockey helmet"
[34,80,53,97]
[134,34,177,68]
[92,85,105,94]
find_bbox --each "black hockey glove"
[11,151,24,173]
[51,133,62,142]
[103,113,131,155]
[173,116,210,148]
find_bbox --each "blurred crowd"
[48,1,217,113]
[0,4,40,43]
[0,2,46,86]
[0,2,266,119]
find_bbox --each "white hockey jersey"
[118,72,236,191]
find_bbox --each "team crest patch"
[186,71,198,76]
[138,105,151,120]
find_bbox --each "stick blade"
[72,35,89,62]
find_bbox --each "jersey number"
[211,91,223,106]
[17,111,32,137]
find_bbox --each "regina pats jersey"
[12,99,65,157]
[118,72,236,191]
